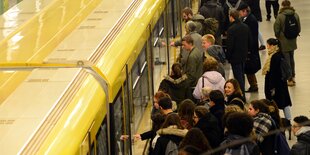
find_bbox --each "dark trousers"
[282,51,295,79]
[265,1,279,19]
[231,62,245,93]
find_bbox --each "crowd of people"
[125,0,308,154]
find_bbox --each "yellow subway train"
[0,0,187,154]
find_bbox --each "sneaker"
[245,86,258,93]
[259,45,266,50]
[287,80,295,87]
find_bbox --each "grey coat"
[274,7,301,52]
[184,47,204,87]
[175,32,204,66]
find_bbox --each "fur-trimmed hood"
[163,74,188,85]
[156,125,188,137]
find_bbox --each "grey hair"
[186,21,196,32]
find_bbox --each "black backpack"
[284,14,300,39]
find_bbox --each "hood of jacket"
[202,71,224,84]
[163,74,188,90]
[207,45,226,63]
[279,6,295,15]
[163,74,187,85]
[204,1,218,8]
[296,127,310,144]
[222,134,255,150]
[156,125,188,137]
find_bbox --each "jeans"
[283,106,292,120]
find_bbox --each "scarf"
[262,46,279,75]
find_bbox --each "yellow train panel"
[0,0,101,104]
[97,0,167,101]
[32,73,106,154]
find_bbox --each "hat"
[186,21,197,32]
[237,2,249,10]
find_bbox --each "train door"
[112,42,153,155]
[152,13,171,89]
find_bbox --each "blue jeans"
[231,62,245,93]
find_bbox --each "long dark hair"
[171,62,183,78]
[250,99,270,114]
[178,99,196,128]
[161,113,184,129]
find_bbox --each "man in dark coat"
[238,2,261,92]
[291,115,310,155]
[226,8,251,93]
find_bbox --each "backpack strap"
[226,0,242,9]
[226,0,233,9]
[230,97,244,105]
[201,76,205,101]
[202,76,205,89]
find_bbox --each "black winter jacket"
[242,13,261,74]
[264,52,292,109]
[159,74,190,105]
[194,112,223,148]
[290,128,310,155]
[226,20,251,64]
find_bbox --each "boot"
[246,74,258,92]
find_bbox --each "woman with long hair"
[248,100,274,155]
[224,79,246,110]
[152,113,188,155]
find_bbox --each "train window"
[152,14,169,88]
[168,0,179,37]
[131,49,150,132]
[138,46,147,72]
[113,93,125,154]
[96,121,108,155]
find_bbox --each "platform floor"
[134,0,310,154]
